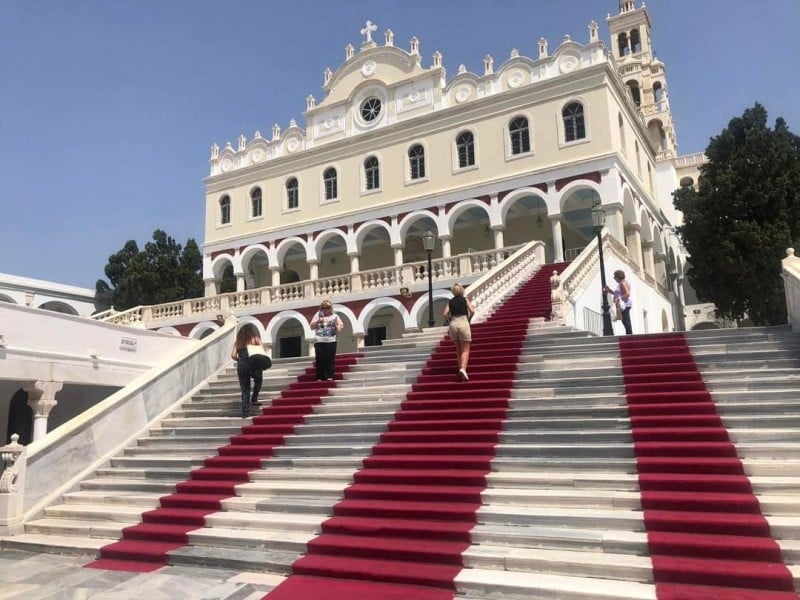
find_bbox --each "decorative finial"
[432,50,442,68]
[289,118,297,128]
[271,124,280,140]
[253,130,262,139]
[384,29,394,46]
[237,134,247,151]
[210,143,219,159]
[510,48,519,58]
[345,43,355,59]
[483,55,494,75]
[458,64,467,74]
[563,34,571,43]
[324,67,332,85]
[306,95,316,110]
[409,36,419,55]
[538,37,549,59]
[360,20,377,45]
[589,21,599,42]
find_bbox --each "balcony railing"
[96,245,523,328]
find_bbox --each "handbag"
[247,344,272,371]
[614,303,624,321]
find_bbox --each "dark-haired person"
[231,323,264,418]
[604,269,633,335]
[310,300,344,381]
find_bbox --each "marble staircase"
[3,324,800,598]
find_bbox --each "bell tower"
[607,1,677,158]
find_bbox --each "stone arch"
[557,181,603,260]
[235,315,266,341]
[647,118,667,151]
[37,301,79,315]
[399,210,441,262]
[445,200,493,256]
[275,237,310,284]
[264,310,312,358]
[0,294,17,304]
[156,326,181,336]
[188,321,219,340]
[240,244,271,289]
[359,297,415,332]
[264,310,313,344]
[499,188,551,253]
[354,220,396,272]
[211,254,236,280]
[409,287,453,329]
[313,229,350,278]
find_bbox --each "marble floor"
[0,550,283,600]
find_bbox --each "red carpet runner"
[619,334,798,599]
[264,264,567,600]
[85,354,361,572]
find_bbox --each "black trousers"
[237,362,263,416]
[620,307,633,335]
[315,341,337,380]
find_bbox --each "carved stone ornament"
[0,434,22,493]
[507,69,525,88]
[361,60,377,77]
[455,86,471,103]
[559,54,579,74]
[220,158,233,172]
[249,148,265,164]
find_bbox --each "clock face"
[361,97,382,122]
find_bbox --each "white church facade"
[102,1,706,354]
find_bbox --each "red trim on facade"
[210,250,234,260]
[534,182,548,193]
[555,171,602,192]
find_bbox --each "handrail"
[782,248,800,333]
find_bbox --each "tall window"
[563,103,586,142]
[323,167,338,200]
[364,156,380,190]
[219,195,230,224]
[250,187,262,218]
[408,144,426,180]
[456,131,475,168]
[286,178,299,209]
[509,117,531,155]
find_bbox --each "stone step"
[1,533,106,556]
[23,517,127,540]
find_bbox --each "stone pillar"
[271,266,282,287]
[23,380,64,442]
[348,253,360,273]
[642,241,656,279]
[605,205,625,245]
[353,332,365,349]
[392,245,404,267]
[492,227,504,250]
[440,236,452,258]
[0,433,27,535]
[204,277,217,296]
[234,272,246,292]
[306,339,317,357]
[625,224,643,268]
[308,260,320,281]
[550,216,564,262]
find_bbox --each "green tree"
[673,103,800,325]
[96,230,204,311]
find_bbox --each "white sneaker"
[459,369,469,382]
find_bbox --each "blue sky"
[2,1,798,289]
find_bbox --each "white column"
[550,216,564,262]
[440,236,452,258]
[642,241,656,279]
[625,224,643,268]
[23,380,63,442]
[349,253,360,273]
[271,266,282,287]
[204,277,217,296]
[392,245,404,266]
[492,227,504,250]
[309,260,319,281]
[234,272,246,292]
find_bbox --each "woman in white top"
[605,269,633,335]
[309,300,344,380]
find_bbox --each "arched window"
[323,167,338,200]
[219,195,230,224]
[617,32,629,57]
[630,28,642,53]
[408,144,426,180]
[456,131,475,168]
[250,187,262,218]
[618,112,626,153]
[364,156,380,190]
[509,117,531,155]
[626,81,641,107]
[562,103,586,142]
[286,178,299,209]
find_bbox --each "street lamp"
[421,230,437,328]
[591,202,614,336]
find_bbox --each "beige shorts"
[448,316,472,342]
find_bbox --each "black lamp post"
[421,230,437,328]
[591,203,614,336]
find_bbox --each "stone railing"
[98,246,524,328]
[675,152,707,168]
[782,248,800,333]
[467,241,544,323]
[0,434,25,534]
